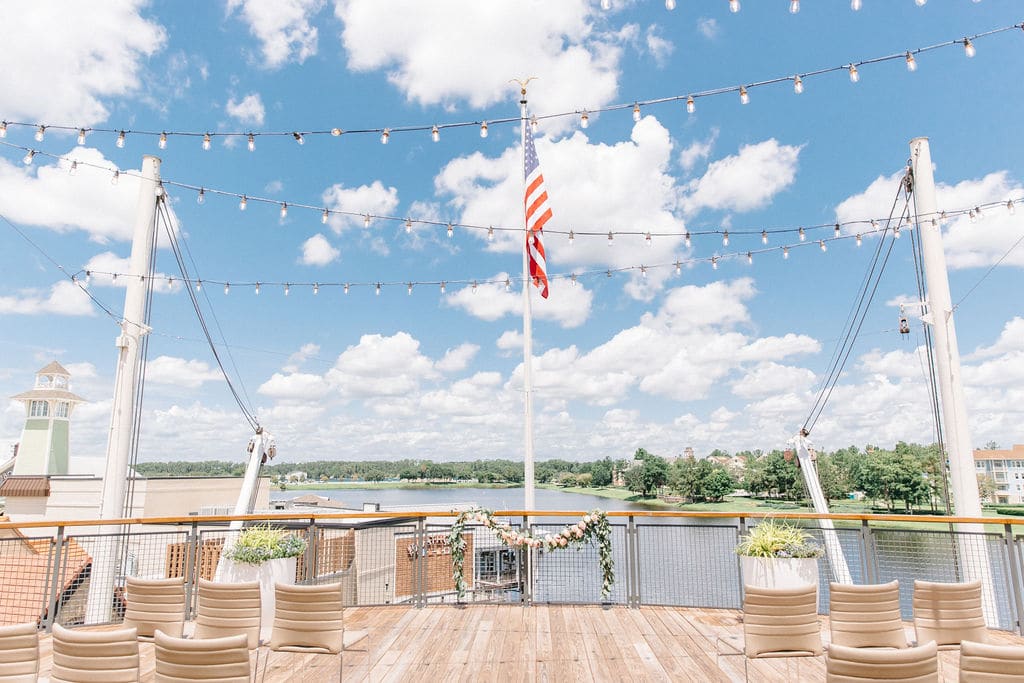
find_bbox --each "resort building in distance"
[974,444,1024,505]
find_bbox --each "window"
[54,402,69,418]
[54,376,67,388]
[29,400,48,417]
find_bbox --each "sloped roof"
[36,361,70,376]
[10,388,87,403]
[0,476,50,497]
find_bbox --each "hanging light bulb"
[645,232,652,246]
[856,233,862,247]
[798,227,806,241]
[607,231,614,246]
[789,0,800,13]
[1007,199,1016,215]
[761,230,768,244]
[331,127,342,137]
[381,128,390,144]
[747,252,753,265]
[431,125,440,142]
[601,0,611,10]
[439,281,445,294]
[313,283,319,295]
[819,239,827,252]
[78,128,87,145]
[974,206,983,220]
[322,209,329,224]
[640,265,647,278]
[915,0,926,4]
[686,96,695,114]
[447,222,454,238]
[722,231,729,246]
[487,226,495,241]
[405,218,413,233]
[202,133,211,150]
[739,86,749,105]
[568,229,575,245]
[364,214,371,228]
[156,131,167,149]
[963,38,975,58]
[247,133,255,152]
[255,282,261,295]
[280,203,288,220]
[375,282,381,296]
[116,130,126,148]
[905,52,917,71]
[292,132,304,145]
[112,273,118,282]
[570,274,577,286]
[793,75,804,94]
[729,0,740,12]
[893,224,901,238]
[35,125,45,142]
[407,283,413,295]
[665,0,675,9]
[940,210,947,223]
[580,111,589,128]
[834,223,841,238]
[711,256,718,270]
[239,195,248,211]
[871,219,879,231]
[472,280,478,293]
[851,0,862,10]
[197,188,205,204]
[110,170,120,185]
[69,160,78,175]
[675,260,682,275]
[195,279,202,292]
[632,103,641,121]
[224,282,230,295]
[684,232,691,248]
[849,64,860,82]
[0,121,8,137]
[284,283,290,296]
[480,121,488,138]
[344,283,350,295]
[783,246,790,259]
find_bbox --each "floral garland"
[447,507,614,601]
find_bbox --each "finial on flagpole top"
[510,76,538,99]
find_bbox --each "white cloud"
[321,181,400,232]
[225,93,266,125]
[265,180,284,194]
[299,233,340,266]
[732,362,817,399]
[227,0,322,68]
[443,273,594,329]
[146,356,221,389]
[436,344,480,373]
[967,317,1024,360]
[680,139,803,215]
[0,280,95,316]
[644,26,674,67]
[835,170,1024,269]
[283,343,322,372]
[697,18,720,40]
[326,332,439,398]
[334,0,624,131]
[678,128,719,174]
[496,330,523,352]
[258,372,331,401]
[0,1,166,124]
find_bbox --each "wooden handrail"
[0,509,1021,530]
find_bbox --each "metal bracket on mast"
[791,431,853,584]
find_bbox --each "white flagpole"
[519,88,535,513]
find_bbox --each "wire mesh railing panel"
[873,528,1015,630]
[635,523,741,608]
[352,523,418,606]
[804,527,868,613]
[427,522,525,605]
[530,523,628,605]
[0,535,56,626]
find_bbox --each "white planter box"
[740,555,819,590]
[214,556,297,640]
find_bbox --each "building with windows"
[973,444,1024,505]
[8,361,86,476]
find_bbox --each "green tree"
[977,473,996,503]
[624,454,669,497]
[590,458,614,487]
[702,467,736,502]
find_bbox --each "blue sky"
[1,0,1022,470]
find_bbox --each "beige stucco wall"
[141,477,270,518]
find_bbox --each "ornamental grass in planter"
[736,519,823,590]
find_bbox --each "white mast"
[86,155,162,622]
[519,87,536,512]
[793,433,852,584]
[909,137,995,621]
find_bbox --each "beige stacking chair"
[829,580,909,649]
[0,622,39,683]
[193,579,261,649]
[122,576,187,640]
[958,640,1024,682]
[825,640,938,682]
[738,584,822,678]
[153,631,250,683]
[262,582,368,682]
[912,580,988,649]
[50,623,140,683]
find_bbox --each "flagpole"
[519,86,535,514]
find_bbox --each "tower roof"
[11,388,86,402]
[36,361,70,376]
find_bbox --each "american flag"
[524,123,551,299]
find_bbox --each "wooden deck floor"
[36,605,1024,682]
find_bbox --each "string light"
[197,188,205,204]
[431,125,440,142]
[480,121,488,138]
[848,64,860,83]
[793,75,804,94]
[21,149,34,165]
[799,227,806,241]
[570,273,577,286]
[530,115,538,131]
[439,281,445,294]
[224,282,230,295]
[711,256,718,270]
[974,205,984,220]
[202,133,211,151]
[722,231,730,246]
[364,214,371,228]
[893,224,901,238]
[686,96,695,114]
[255,282,260,295]
[640,265,647,278]
[916,0,926,5]
[110,170,119,185]
[406,283,413,295]
[78,128,87,145]
[472,280,478,292]
[761,230,768,244]
[747,252,753,265]
[730,0,740,12]
[344,283,349,295]
[159,132,167,149]
[819,239,827,252]
[645,232,652,246]
[789,0,799,13]
[284,283,290,296]
[665,0,675,9]
[375,282,381,296]
[905,52,917,72]
[601,0,610,10]
[322,209,329,224]
[632,103,641,121]
[405,218,413,233]
[68,160,77,175]
[856,234,862,247]
[247,133,255,152]
[487,225,495,241]
[580,111,589,129]
[851,0,861,10]
[239,195,247,211]
[313,283,319,295]
[964,38,976,58]
[871,219,878,231]
[568,229,575,245]
[834,223,841,238]
[116,130,126,148]
[0,121,8,137]
[381,129,390,144]
[280,203,288,220]
[739,86,749,105]
[447,222,454,238]
[331,128,342,137]
[35,125,45,142]
[675,260,681,275]
[783,246,790,259]
[607,231,614,246]
[685,232,691,248]
[1008,199,1016,215]
[195,279,202,292]
[292,132,304,145]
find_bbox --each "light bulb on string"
[665,0,675,9]
[376,283,382,296]
[224,283,230,295]
[431,125,440,142]
[284,283,290,296]
[632,103,641,121]
[963,39,975,58]
[870,219,878,231]
[570,274,577,286]
[159,132,167,149]
[1007,199,1016,215]
[331,128,342,137]
[313,283,319,295]
[35,125,45,142]
[0,121,7,138]
[730,0,740,12]
[686,96,695,114]
[202,133,211,151]
[711,256,718,270]
[447,222,454,238]
[607,231,614,246]
[568,230,575,245]
[239,195,248,211]
[849,64,860,82]
[905,52,917,72]
[292,132,304,145]
[940,211,947,223]
[601,0,611,10]
[487,226,494,241]
[783,246,790,259]
[793,75,803,94]
[856,234,862,247]
[407,283,413,295]
[439,281,446,294]
[645,232,652,246]
[480,121,488,138]
[915,0,925,4]
[405,218,413,233]
[195,279,202,292]
[247,134,255,152]
[381,129,390,144]
[834,223,841,238]
[640,265,647,278]
[974,206,983,220]
[739,86,749,105]
[747,252,753,265]
[819,240,827,252]
[280,203,288,220]
[580,111,589,128]
[364,214,371,228]
[762,230,768,244]
[798,227,805,241]
[675,260,682,275]
[530,115,538,131]
[69,160,78,175]
[684,232,691,248]
[78,128,87,145]
[893,224,901,238]
[722,231,729,246]
[851,0,861,10]
[116,130,126,148]
[472,281,478,293]
[110,170,119,185]
[197,188,205,204]
[789,0,799,13]
[255,282,261,295]
[344,283,350,295]
[322,209,329,224]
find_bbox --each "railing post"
[860,519,877,585]
[415,517,426,608]
[626,515,639,608]
[183,520,200,618]
[521,515,532,607]
[43,525,66,632]
[1003,523,1024,636]
[736,516,748,605]
[304,518,318,584]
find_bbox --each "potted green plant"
[735,518,823,590]
[215,524,307,637]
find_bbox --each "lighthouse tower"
[10,361,86,475]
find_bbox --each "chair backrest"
[0,622,38,683]
[123,576,186,639]
[193,579,261,650]
[958,639,1024,682]
[829,580,908,649]
[267,582,344,654]
[912,580,987,647]
[50,623,139,683]
[743,583,822,658]
[826,640,937,682]
[153,630,250,683]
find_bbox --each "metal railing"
[0,510,1022,634]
